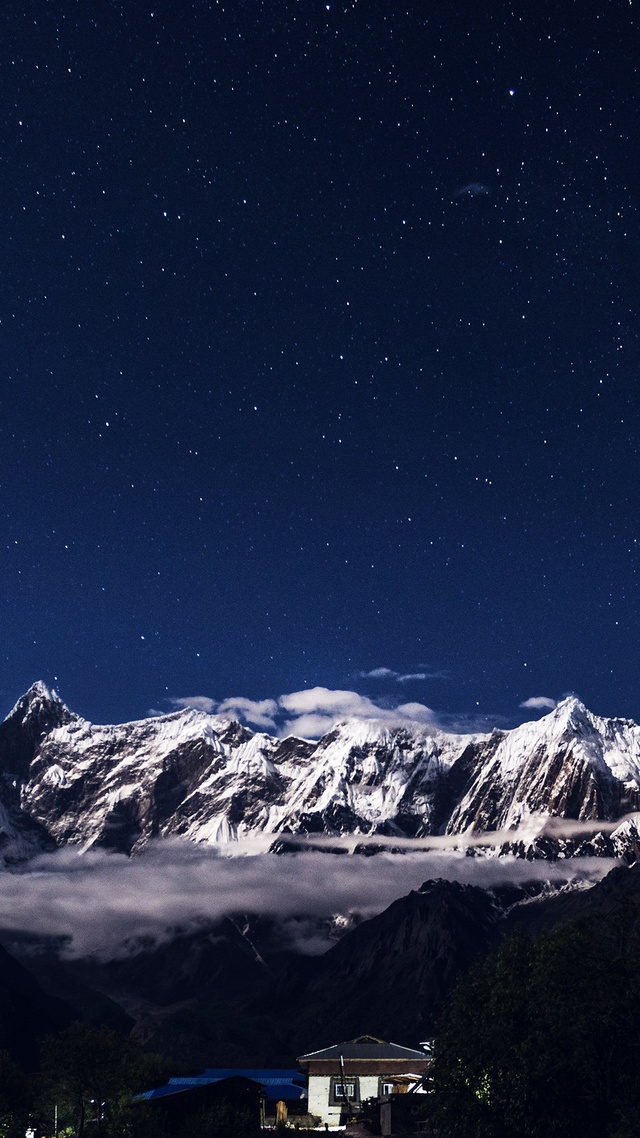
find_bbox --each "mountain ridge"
[1,684,640,862]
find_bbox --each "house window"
[329,1077,360,1105]
[379,1081,395,1097]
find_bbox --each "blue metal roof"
[202,1069,303,1083]
[138,1069,306,1103]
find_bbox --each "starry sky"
[2,0,640,730]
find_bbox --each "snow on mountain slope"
[1,684,640,862]
[446,697,640,836]
[0,685,477,856]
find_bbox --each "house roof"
[297,1035,428,1062]
[201,1070,306,1101]
[138,1075,263,1103]
[138,1070,306,1104]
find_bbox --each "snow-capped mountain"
[1,682,640,861]
[445,697,640,837]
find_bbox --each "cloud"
[454,182,492,197]
[269,812,640,849]
[215,697,279,730]
[358,667,400,680]
[167,686,565,741]
[396,701,436,719]
[357,667,447,683]
[0,840,616,960]
[171,696,218,714]
[168,686,437,739]
[278,687,436,737]
[170,695,278,730]
[279,687,378,716]
[279,686,408,739]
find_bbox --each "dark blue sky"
[1,0,639,729]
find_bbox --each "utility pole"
[339,1054,351,1120]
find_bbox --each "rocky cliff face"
[1,683,640,861]
[275,878,504,1052]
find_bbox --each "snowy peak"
[445,697,640,836]
[0,681,78,779]
[545,696,601,738]
[10,681,72,720]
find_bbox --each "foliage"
[116,1100,170,1138]
[431,907,640,1138]
[39,1023,170,1138]
[177,1102,258,1138]
[0,1051,30,1138]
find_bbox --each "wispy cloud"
[454,182,492,198]
[358,667,401,680]
[356,666,448,683]
[520,696,557,711]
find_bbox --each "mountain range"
[4,682,640,1069]
[2,682,640,860]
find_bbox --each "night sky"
[2,0,640,730]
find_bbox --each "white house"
[297,1035,431,1127]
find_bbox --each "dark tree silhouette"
[0,1050,30,1138]
[39,1023,168,1138]
[431,908,640,1138]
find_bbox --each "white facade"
[308,1074,394,1126]
[308,1075,340,1126]
[298,1036,431,1129]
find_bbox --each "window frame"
[329,1076,360,1105]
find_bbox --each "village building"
[136,1073,265,1131]
[297,1035,432,1127]
[137,1068,307,1128]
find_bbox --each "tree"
[431,908,640,1138]
[39,1023,169,1138]
[0,1051,30,1138]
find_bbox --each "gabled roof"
[138,1070,306,1103]
[298,1035,428,1062]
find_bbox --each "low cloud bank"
[0,838,617,959]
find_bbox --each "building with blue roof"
[137,1067,307,1126]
